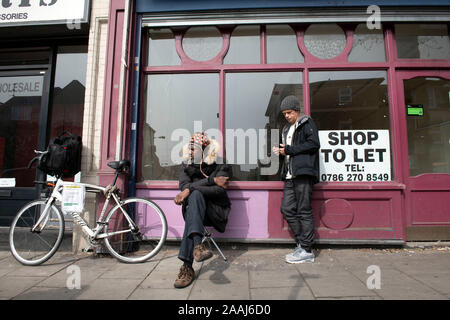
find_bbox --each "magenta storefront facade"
[99,0,450,244]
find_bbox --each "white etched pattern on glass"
[182,26,223,62]
[396,24,450,60]
[348,24,385,62]
[304,24,346,60]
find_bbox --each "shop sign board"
[0,76,43,103]
[0,0,89,27]
[319,130,391,182]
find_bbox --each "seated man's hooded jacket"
[178,138,231,233]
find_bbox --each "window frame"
[137,21,450,189]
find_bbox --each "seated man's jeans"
[178,190,206,264]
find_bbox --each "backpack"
[38,132,82,178]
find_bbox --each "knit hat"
[280,95,302,112]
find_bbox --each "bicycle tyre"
[9,200,65,266]
[103,197,167,263]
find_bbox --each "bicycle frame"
[32,179,138,241]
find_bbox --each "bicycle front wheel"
[9,200,64,266]
[103,197,167,263]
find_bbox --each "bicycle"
[9,157,168,266]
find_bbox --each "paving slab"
[0,276,46,299]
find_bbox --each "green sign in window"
[407,104,424,116]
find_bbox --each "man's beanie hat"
[280,95,301,112]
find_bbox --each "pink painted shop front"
[99,1,450,243]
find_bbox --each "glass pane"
[142,74,219,181]
[304,24,347,60]
[266,24,303,63]
[224,25,260,64]
[405,77,450,176]
[396,24,450,60]
[310,71,392,182]
[148,28,181,66]
[0,74,43,187]
[310,71,390,130]
[0,47,50,66]
[50,45,87,138]
[348,24,385,62]
[182,26,223,62]
[226,72,302,181]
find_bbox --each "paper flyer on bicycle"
[62,182,85,214]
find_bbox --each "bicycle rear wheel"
[103,197,167,263]
[9,200,64,266]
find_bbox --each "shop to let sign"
[0,0,89,27]
[319,130,391,182]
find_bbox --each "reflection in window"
[348,24,385,62]
[142,74,219,181]
[224,25,260,64]
[50,45,88,138]
[182,26,223,62]
[310,71,390,130]
[396,24,450,60]
[304,24,346,59]
[405,77,450,175]
[148,28,181,66]
[226,72,302,181]
[266,24,303,64]
[0,75,43,187]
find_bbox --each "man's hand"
[214,176,229,189]
[174,189,190,205]
[272,144,286,156]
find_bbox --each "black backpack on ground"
[37,132,82,178]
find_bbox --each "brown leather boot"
[194,243,213,262]
[174,265,195,289]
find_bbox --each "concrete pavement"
[0,230,449,300]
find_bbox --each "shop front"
[100,0,450,243]
[0,0,90,226]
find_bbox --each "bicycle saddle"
[107,160,130,172]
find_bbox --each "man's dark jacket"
[179,162,231,233]
[281,115,321,183]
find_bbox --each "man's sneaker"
[194,243,213,262]
[285,244,303,260]
[285,246,315,264]
[174,265,195,289]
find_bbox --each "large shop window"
[50,45,88,138]
[141,74,219,181]
[310,71,393,182]
[142,23,397,182]
[226,72,302,181]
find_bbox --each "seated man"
[173,132,231,289]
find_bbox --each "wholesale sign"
[0,0,89,26]
[319,130,391,182]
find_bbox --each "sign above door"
[0,0,90,27]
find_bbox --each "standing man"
[273,95,320,264]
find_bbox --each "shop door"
[0,70,49,226]
[397,71,450,238]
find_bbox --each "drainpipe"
[115,0,131,163]
[128,15,142,198]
